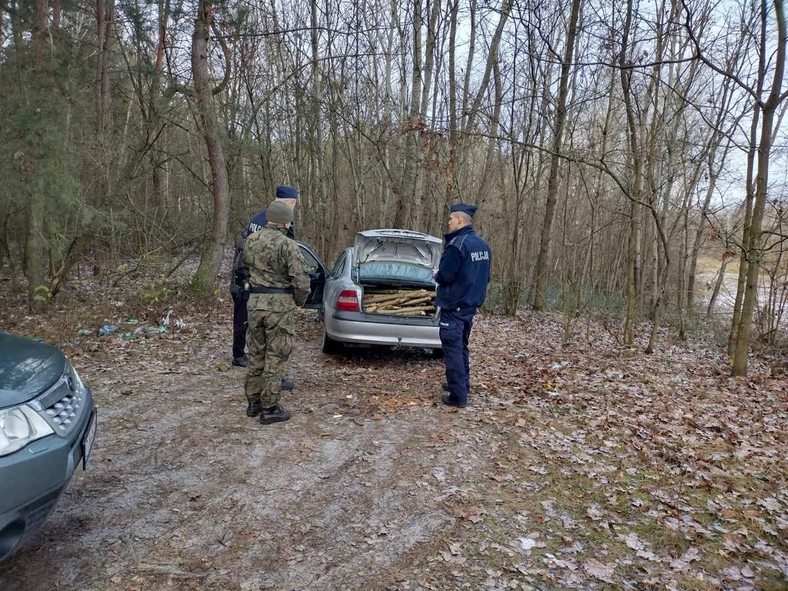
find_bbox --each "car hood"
[354,229,442,268]
[0,333,65,407]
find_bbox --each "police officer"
[243,200,311,424]
[231,186,298,387]
[434,203,491,408]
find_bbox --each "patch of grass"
[632,520,692,555]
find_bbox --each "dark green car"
[0,333,97,560]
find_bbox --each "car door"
[297,242,328,308]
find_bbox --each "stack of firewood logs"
[362,289,436,316]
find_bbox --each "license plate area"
[81,410,97,470]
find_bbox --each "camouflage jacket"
[230,212,296,294]
[243,226,311,311]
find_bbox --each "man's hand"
[235,266,250,288]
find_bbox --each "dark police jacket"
[230,209,296,294]
[434,225,491,310]
[243,209,296,240]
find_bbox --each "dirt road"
[1,310,785,591]
[0,313,506,590]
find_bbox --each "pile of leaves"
[396,313,787,590]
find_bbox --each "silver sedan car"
[298,230,443,355]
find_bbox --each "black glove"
[235,266,250,290]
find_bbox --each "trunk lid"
[354,229,442,268]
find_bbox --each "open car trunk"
[353,230,442,318]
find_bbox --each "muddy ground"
[0,298,786,590]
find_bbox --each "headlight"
[0,405,55,457]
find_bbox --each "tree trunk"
[409,0,441,232]
[732,0,786,376]
[25,194,47,312]
[191,1,230,292]
[729,111,759,357]
[706,255,731,318]
[149,0,170,220]
[532,0,581,311]
[619,0,641,346]
[25,0,50,313]
[310,0,325,241]
[396,0,423,230]
[379,0,396,228]
[446,0,459,200]
[475,56,504,227]
[52,0,61,30]
[96,0,113,136]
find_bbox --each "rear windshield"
[353,262,435,285]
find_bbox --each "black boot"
[246,401,263,417]
[260,404,291,425]
[441,394,467,408]
[233,356,248,367]
[281,377,294,391]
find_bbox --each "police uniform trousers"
[232,292,248,359]
[245,308,295,408]
[439,307,476,405]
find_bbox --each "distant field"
[695,253,739,275]
[693,252,784,313]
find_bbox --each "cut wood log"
[364,289,432,304]
[400,295,433,306]
[362,287,436,316]
[363,294,407,305]
[369,298,432,313]
[366,288,431,297]
[374,304,435,312]
[385,306,435,315]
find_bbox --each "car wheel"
[321,327,342,354]
[430,347,444,359]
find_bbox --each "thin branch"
[680,0,761,104]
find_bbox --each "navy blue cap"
[450,203,477,217]
[276,185,298,199]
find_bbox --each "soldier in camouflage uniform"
[243,200,311,424]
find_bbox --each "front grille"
[37,375,87,436]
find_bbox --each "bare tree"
[683,0,788,375]
[731,1,787,375]
[191,1,230,292]
[617,0,645,345]
[532,0,582,311]
[23,0,51,312]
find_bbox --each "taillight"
[336,289,360,312]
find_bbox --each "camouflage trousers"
[245,308,295,408]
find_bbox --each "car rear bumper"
[327,312,441,348]
[0,393,96,561]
